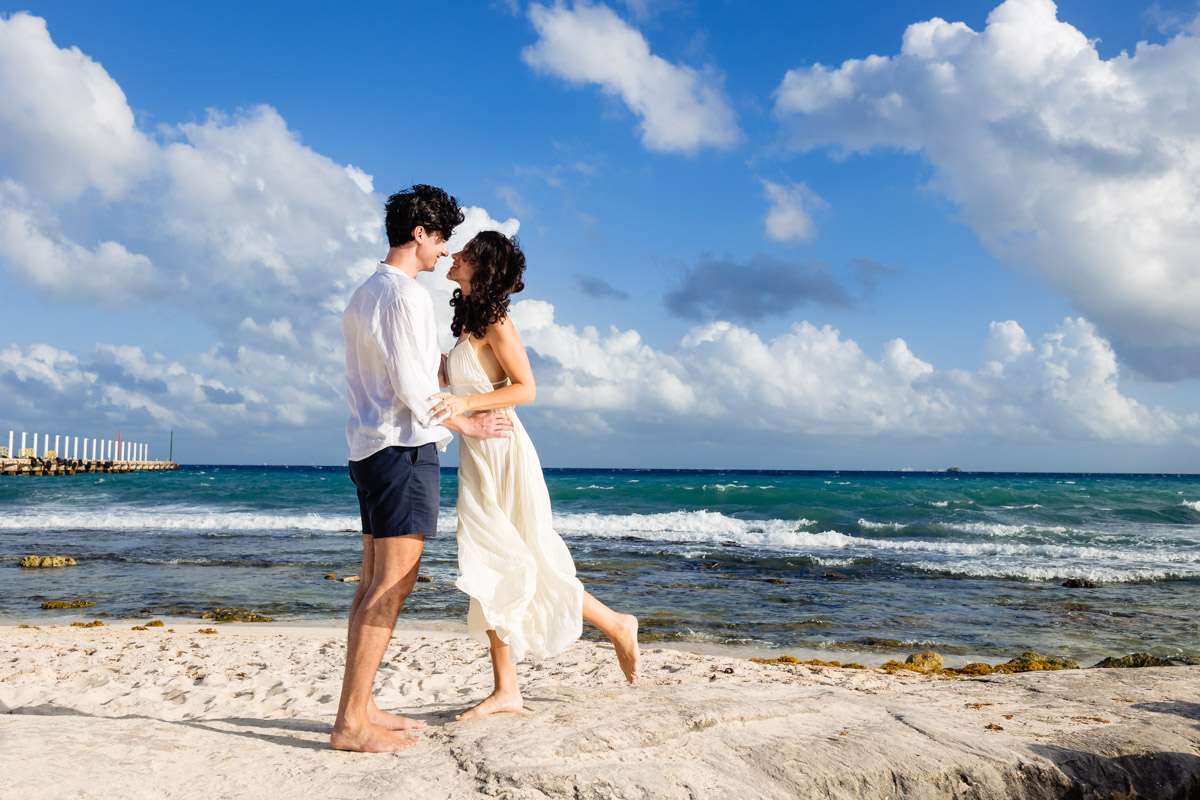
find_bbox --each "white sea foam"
[857,519,906,530]
[1181,500,1200,512]
[929,501,949,507]
[904,560,1200,582]
[0,509,365,533]
[553,510,1199,567]
[941,521,1076,537]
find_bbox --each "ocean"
[2,466,1198,665]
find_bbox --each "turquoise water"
[2,467,1198,663]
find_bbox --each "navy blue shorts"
[348,444,440,538]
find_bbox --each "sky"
[1,0,1199,470]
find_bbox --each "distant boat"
[947,466,963,472]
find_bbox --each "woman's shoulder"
[482,314,520,343]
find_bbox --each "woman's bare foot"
[454,690,524,721]
[330,721,420,753]
[610,613,640,685]
[368,700,427,731]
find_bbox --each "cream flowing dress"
[447,337,584,662]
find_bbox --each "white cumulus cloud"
[773,0,1200,378]
[0,12,154,201]
[761,179,825,243]
[522,1,739,153]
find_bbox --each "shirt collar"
[377,261,413,279]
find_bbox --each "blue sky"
[2,0,1199,470]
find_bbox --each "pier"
[0,429,177,476]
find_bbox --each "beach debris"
[71,620,104,628]
[17,624,38,629]
[905,651,945,672]
[324,573,337,580]
[200,608,275,623]
[131,625,147,631]
[1093,653,1174,668]
[749,656,869,670]
[341,575,361,583]
[40,600,96,609]
[1062,578,1098,588]
[197,628,218,634]
[751,655,801,664]
[417,575,434,583]
[965,702,994,709]
[145,620,164,628]
[985,723,1003,731]
[18,555,77,568]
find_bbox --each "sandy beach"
[1,622,1197,799]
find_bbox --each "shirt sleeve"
[377,298,444,432]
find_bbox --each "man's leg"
[330,534,424,752]
[344,535,426,732]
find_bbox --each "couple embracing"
[331,185,639,753]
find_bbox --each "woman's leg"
[455,630,525,720]
[582,591,640,685]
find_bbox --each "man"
[331,185,512,753]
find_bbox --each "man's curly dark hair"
[384,184,465,246]
[450,231,527,339]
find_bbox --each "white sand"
[1,622,1197,799]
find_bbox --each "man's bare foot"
[330,721,420,753]
[610,613,640,685]
[368,700,427,731]
[454,690,523,721]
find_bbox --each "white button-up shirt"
[343,263,451,460]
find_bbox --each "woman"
[431,231,639,721]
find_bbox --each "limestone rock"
[1000,651,1078,671]
[905,651,944,672]
[18,555,77,568]
[1093,653,1175,668]
[1061,578,1097,588]
[340,575,361,583]
[41,600,96,609]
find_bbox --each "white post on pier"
[54,435,60,458]
[6,430,11,458]
[22,432,28,457]
[33,433,39,458]
[73,437,79,460]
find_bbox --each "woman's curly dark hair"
[450,231,526,339]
